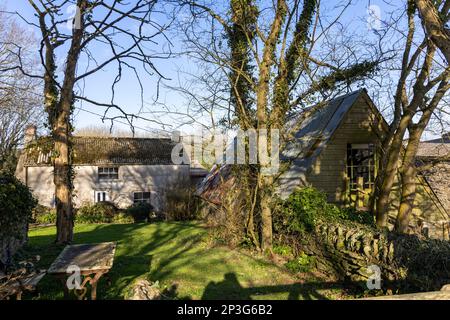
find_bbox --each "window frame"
[94,190,109,203]
[98,167,119,180]
[133,191,151,204]
[346,143,377,192]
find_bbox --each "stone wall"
[285,220,450,292]
[22,164,190,212]
[421,161,450,213]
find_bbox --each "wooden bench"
[47,242,116,300]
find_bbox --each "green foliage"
[0,172,37,241]
[35,211,57,224]
[312,61,379,93]
[285,252,315,273]
[75,202,118,224]
[0,152,18,175]
[32,204,55,223]
[33,203,136,225]
[274,187,338,233]
[165,189,199,221]
[273,245,293,257]
[340,207,376,226]
[111,212,134,224]
[126,202,154,223]
[274,187,375,234]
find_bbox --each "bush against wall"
[32,204,57,224]
[272,187,450,293]
[165,187,200,221]
[75,202,119,224]
[33,202,137,225]
[273,187,375,234]
[126,202,154,223]
[0,172,37,265]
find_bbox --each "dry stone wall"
[290,220,450,292]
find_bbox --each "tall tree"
[178,0,381,250]
[416,0,450,64]
[0,11,43,173]
[10,0,171,243]
[374,0,449,231]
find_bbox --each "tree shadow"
[23,221,202,299]
[200,272,359,300]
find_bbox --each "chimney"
[24,124,37,145]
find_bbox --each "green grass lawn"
[24,221,348,300]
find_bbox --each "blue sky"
[4,0,406,137]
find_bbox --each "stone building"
[15,128,207,212]
[416,133,450,236]
[198,89,449,239]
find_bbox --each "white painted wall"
[23,164,190,211]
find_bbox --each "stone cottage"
[415,133,450,236]
[15,128,207,212]
[198,89,449,239]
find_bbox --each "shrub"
[32,205,57,224]
[35,211,57,224]
[126,202,153,222]
[273,245,293,257]
[274,187,374,234]
[112,212,134,224]
[75,202,118,224]
[274,187,339,233]
[165,188,199,221]
[340,207,375,226]
[285,252,315,273]
[0,172,37,241]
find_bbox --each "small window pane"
[98,167,119,180]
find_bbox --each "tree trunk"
[396,126,423,234]
[53,0,86,243]
[375,118,409,228]
[396,164,416,234]
[375,40,437,228]
[395,78,449,233]
[54,111,73,244]
[415,0,450,64]
[259,175,273,252]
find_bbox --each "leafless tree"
[372,1,450,232]
[6,0,173,243]
[170,0,386,250]
[0,11,43,173]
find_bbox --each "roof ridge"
[72,135,172,140]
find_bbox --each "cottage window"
[346,143,376,191]
[94,191,109,203]
[134,192,151,204]
[98,167,119,180]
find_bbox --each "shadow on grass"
[23,222,367,300]
[200,272,362,300]
[23,222,203,299]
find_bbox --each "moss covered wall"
[289,220,450,292]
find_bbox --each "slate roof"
[198,89,381,200]
[277,89,384,198]
[416,143,450,159]
[24,136,178,166]
[417,133,450,160]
